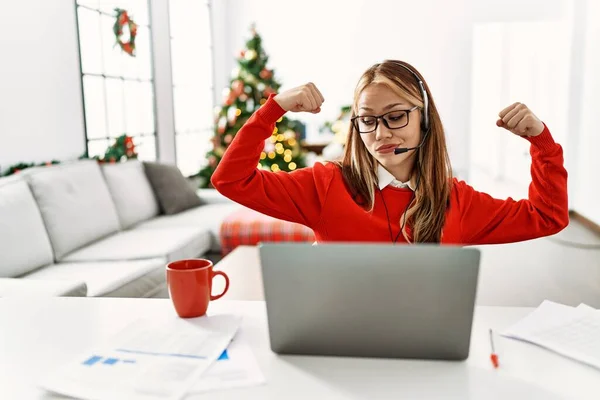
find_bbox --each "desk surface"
[1,297,599,399]
[215,245,264,301]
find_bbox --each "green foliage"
[195,25,307,188]
[1,134,137,177]
[97,134,138,163]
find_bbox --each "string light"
[276,117,283,123]
[271,164,280,172]
[288,138,297,146]
[284,155,292,162]
[273,127,278,134]
[269,135,277,143]
[260,98,266,105]
[276,147,284,155]
[284,149,292,156]
[260,152,266,160]
[235,108,242,116]
[275,143,283,151]
[283,130,295,139]
[268,151,276,159]
[288,162,297,170]
[276,134,284,142]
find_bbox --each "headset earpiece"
[418,81,429,132]
[393,61,429,133]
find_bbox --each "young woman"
[211,60,568,245]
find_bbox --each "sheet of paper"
[502,301,583,337]
[501,300,600,370]
[39,314,241,400]
[189,334,265,394]
[576,303,597,313]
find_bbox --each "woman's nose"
[374,122,390,140]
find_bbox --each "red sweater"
[212,97,569,245]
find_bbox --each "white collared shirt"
[377,164,415,191]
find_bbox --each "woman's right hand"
[273,83,324,114]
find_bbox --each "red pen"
[489,328,500,368]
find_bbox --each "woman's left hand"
[497,102,544,137]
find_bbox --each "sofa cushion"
[143,162,203,215]
[60,227,211,263]
[24,160,121,261]
[135,203,242,252]
[102,160,160,229]
[103,266,166,298]
[0,176,54,277]
[0,277,87,297]
[23,259,164,297]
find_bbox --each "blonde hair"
[335,60,453,243]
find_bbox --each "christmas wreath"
[113,8,137,56]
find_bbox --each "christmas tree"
[196,25,306,188]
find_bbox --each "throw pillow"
[143,162,203,215]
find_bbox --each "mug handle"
[210,270,230,301]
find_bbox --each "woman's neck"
[386,157,417,183]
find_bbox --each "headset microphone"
[394,128,430,154]
[394,139,424,155]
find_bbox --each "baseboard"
[569,210,600,237]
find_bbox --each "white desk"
[0,297,599,399]
[215,244,600,308]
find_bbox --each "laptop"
[258,242,481,360]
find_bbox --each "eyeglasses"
[351,106,419,134]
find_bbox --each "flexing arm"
[211,84,330,228]
[459,103,569,244]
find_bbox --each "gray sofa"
[0,159,241,297]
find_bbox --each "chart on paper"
[39,315,242,400]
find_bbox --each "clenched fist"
[273,83,324,114]
[497,102,544,137]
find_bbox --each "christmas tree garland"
[113,8,137,57]
[1,135,137,177]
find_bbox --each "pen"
[489,328,499,368]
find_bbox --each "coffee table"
[1,297,599,399]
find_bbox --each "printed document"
[39,314,241,400]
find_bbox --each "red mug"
[166,259,230,318]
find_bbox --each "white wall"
[214,0,475,176]
[210,0,584,182]
[2,0,597,225]
[216,0,600,223]
[468,0,600,225]
[469,17,573,200]
[0,0,86,172]
[573,0,600,224]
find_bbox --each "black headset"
[379,61,430,243]
[392,61,429,133]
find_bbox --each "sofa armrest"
[196,188,235,205]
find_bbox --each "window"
[75,0,157,161]
[169,0,215,176]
